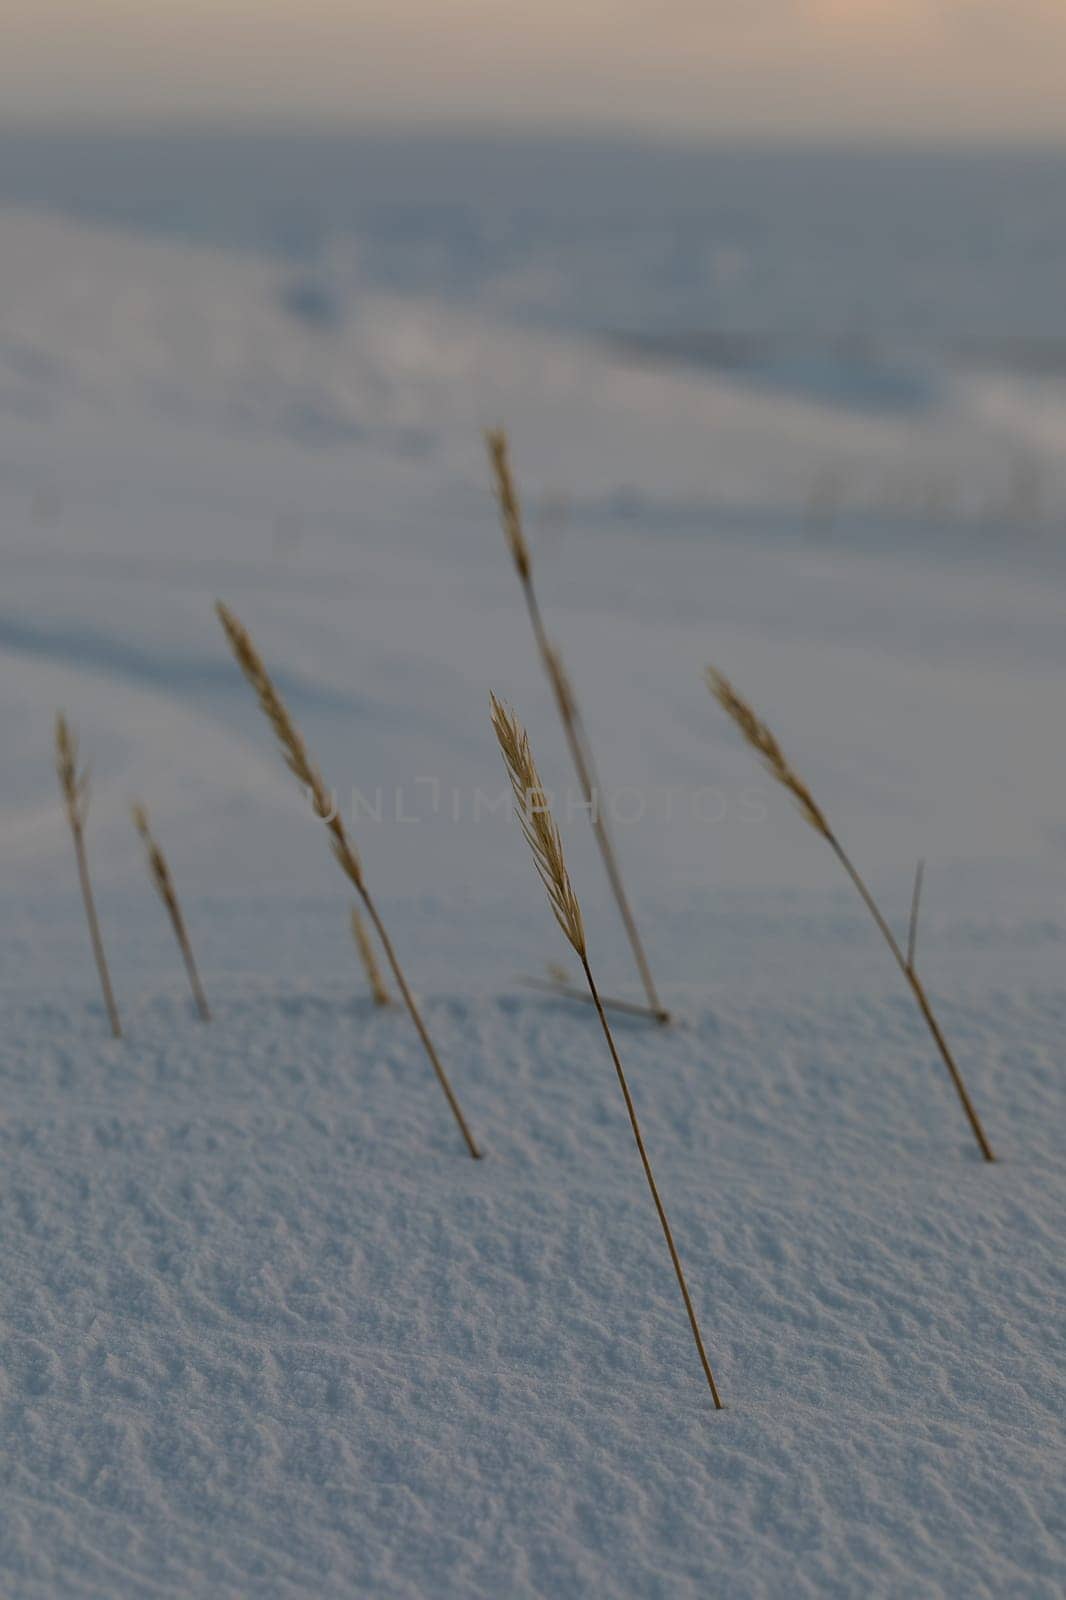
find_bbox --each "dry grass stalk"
[486,427,531,581]
[486,429,668,1023]
[55,713,121,1038]
[491,694,722,1406]
[705,667,995,1163]
[350,904,390,1007]
[132,803,210,1021]
[907,858,925,973]
[216,602,479,1158]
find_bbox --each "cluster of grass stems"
[56,719,217,1029]
[50,426,1004,1417]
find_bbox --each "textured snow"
[2,979,1062,1598]
[1,204,1064,1597]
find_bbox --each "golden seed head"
[216,600,364,890]
[55,711,89,823]
[130,800,176,907]
[490,693,586,956]
[705,667,829,838]
[485,428,531,581]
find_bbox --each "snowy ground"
[1,205,1064,1596]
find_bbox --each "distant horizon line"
[3,115,1066,160]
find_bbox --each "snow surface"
[1,204,1064,1596]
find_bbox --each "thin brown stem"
[581,953,722,1407]
[70,818,121,1038]
[132,804,210,1021]
[351,904,391,1007]
[906,858,924,974]
[826,836,995,1162]
[169,900,211,1022]
[361,890,481,1160]
[217,600,479,1157]
[522,581,668,1023]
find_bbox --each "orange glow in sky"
[2,1,1065,141]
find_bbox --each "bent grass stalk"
[516,974,670,1023]
[491,694,722,1406]
[486,429,668,1023]
[351,903,391,1007]
[705,668,995,1162]
[55,713,121,1038]
[216,601,479,1158]
[131,802,211,1021]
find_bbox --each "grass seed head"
[485,429,531,581]
[55,711,89,826]
[705,667,829,838]
[216,600,364,890]
[490,693,586,955]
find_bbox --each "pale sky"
[3,1,1066,141]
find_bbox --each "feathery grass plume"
[215,601,360,885]
[55,713,121,1038]
[132,803,210,1021]
[351,904,390,1007]
[491,694,723,1406]
[216,601,479,1158]
[486,429,668,1023]
[491,694,584,953]
[705,667,995,1163]
[705,669,829,838]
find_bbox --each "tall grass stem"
[491,693,722,1404]
[487,430,668,1022]
[706,668,995,1162]
[217,601,480,1158]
